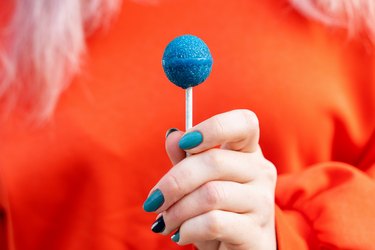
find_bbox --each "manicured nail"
[178,131,203,150]
[171,230,180,242]
[143,189,165,212]
[166,128,178,138]
[151,216,165,233]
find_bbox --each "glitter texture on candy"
[162,35,213,89]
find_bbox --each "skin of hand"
[146,109,277,250]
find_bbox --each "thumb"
[165,128,186,165]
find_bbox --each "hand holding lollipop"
[144,35,277,250]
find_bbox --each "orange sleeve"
[275,161,375,249]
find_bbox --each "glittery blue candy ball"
[162,35,213,89]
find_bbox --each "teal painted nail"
[143,189,165,212]
[179,131,203,150]
[171,230,180,242]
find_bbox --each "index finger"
[179,109,259,154]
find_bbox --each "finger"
[165,128,185,165]
[144,149,264,213]
[161,181,260,235]
[175,210,259,248]
[179,109,259,154]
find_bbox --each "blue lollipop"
[162,35,213,130]
[162,34,213,89]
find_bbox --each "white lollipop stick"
[185,87,193,157]
[186,87,193,131]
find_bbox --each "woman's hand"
[143,110,277,250]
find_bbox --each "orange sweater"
[0,0,374,249]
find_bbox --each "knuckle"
[263,160,277,184]
[239,109,259,132]
[204,149,222,170]
[165,207,180,225]
[205,211,222,238]
[257,193,275,227]
[165,173,184,195]
[202,182,225,207]
[249,190,275,228]
[163,210,181,234]
[212,115,225,138]
[262,192,275,212]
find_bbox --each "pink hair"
[289,0,375,41]
[0,0,122,122]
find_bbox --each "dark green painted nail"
[178,131,203,150]
[143,189,165,212]
[171,230,180,242]
[166,128,178,138]
[151,216,165,233]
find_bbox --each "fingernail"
[151,216,165,233]
[171,230,180,242]
[166,128,178,138]
[178,131,203,150]
[143,189,165,212]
